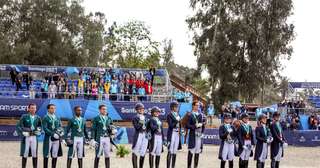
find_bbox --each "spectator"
[70,82,77,99]
[64,83,69,99]
[207,101,215,126]
[184,88,192,103]
[309,114,319,130]
[104,81,110,100]
[149,65,156,86]
[40,80,48,99]
[29,81,36,99]
[57,78,65,99]
[10,69,17,86]
[84,81,91,99]
[131,83,137,101]
[145,80,153,94]
[15,73,22,92]
[98,82,104,100]
[78,77,84,96]
[23,73,32,90]
[48,81,57,99]
[138,85,146,101]
[289,113,301,130]
[109,82,118,101]
[91,82,98,100]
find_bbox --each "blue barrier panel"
[0,98,191,120]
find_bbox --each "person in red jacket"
[145,80,153,95]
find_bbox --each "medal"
[76,117,82,132]
[100,115,108,131]
[30,115,35,131]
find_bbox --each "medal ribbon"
[30,114,35,130]
[243,124,250,134]
[48,113,57,129]
[76,117,82,129]
[100,115,107,129]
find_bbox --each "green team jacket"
[64,117,89,157]
[91,115,114,155]
[16,114,42,157]
[42,114,63,158]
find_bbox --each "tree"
[161,39,174,68]
[187,0,295,105]
[104,21,161,69]
[0,0,107,67]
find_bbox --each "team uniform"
[16,113,42,168]
[65,116,89,168]
[166,109,182,168]
[237,115,255,168]
[218,115,236,168]
[254,122,272,168]
[148,108,164,168]
[91,114,115,168]
[270,119,287,168]
[186,110,206,168]
[132,112,149,168]
[42,113,63,168]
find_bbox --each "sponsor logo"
[202,134,220,140]
[0,130,8,136]
[0,105,28,111]
[299,136,306,142]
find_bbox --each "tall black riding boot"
[67,158,72,168]
[78,158,83,168]
[239,158,245,168]
[245,160,249,168]
[94,157,100,168]
[220,161,226,168]
[229,160,233,168]
[275,161,280,168]
[105,157,110,168]
[167,153,171,168]
[155,156,160,168]
[43,157,48,168]
[132,153,138,168]
[187,151,193,168]
[172,154,177,168]
[32,157,37,168]
[149,154,154,168]
[271,160,276,168]
[194,154,199,168]
[52,158,57,168]
[22,157,27,168]
[261,161,265,168]
[139,156,145,168]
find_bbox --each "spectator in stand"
[29,81,36,99]
[110,81,118,101]
[57,78,65,99]
[91,82,98,100]
[48,81,57,99]
[10,68,17,86]
[64,82,70,99]
[138,84,146,101]
[15,73,22,92]
[23,73,32,90]
[98,82,104,100]
[84,80,91,99]
[149,65,156,86]
[145,80,153,101]
[40,80,48,99]
[289,113,301,130]
[131,82,137,101]
[104,80,110,100]
[78,77,84,96]
[207,101,215,126]
[70,82,77,99]
[309,114,319,130]
[184,88,192,103]
[221,102,231,123]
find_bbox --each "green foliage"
[105,21,161,69]
[116,145,130,158]
[187,0,295,105]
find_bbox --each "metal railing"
[0,90,177,102]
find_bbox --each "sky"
[83,0,320,82]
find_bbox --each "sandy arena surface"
[0,142,319,168]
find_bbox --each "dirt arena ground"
[0,142,319,168]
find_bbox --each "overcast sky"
[83,0,320,82]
